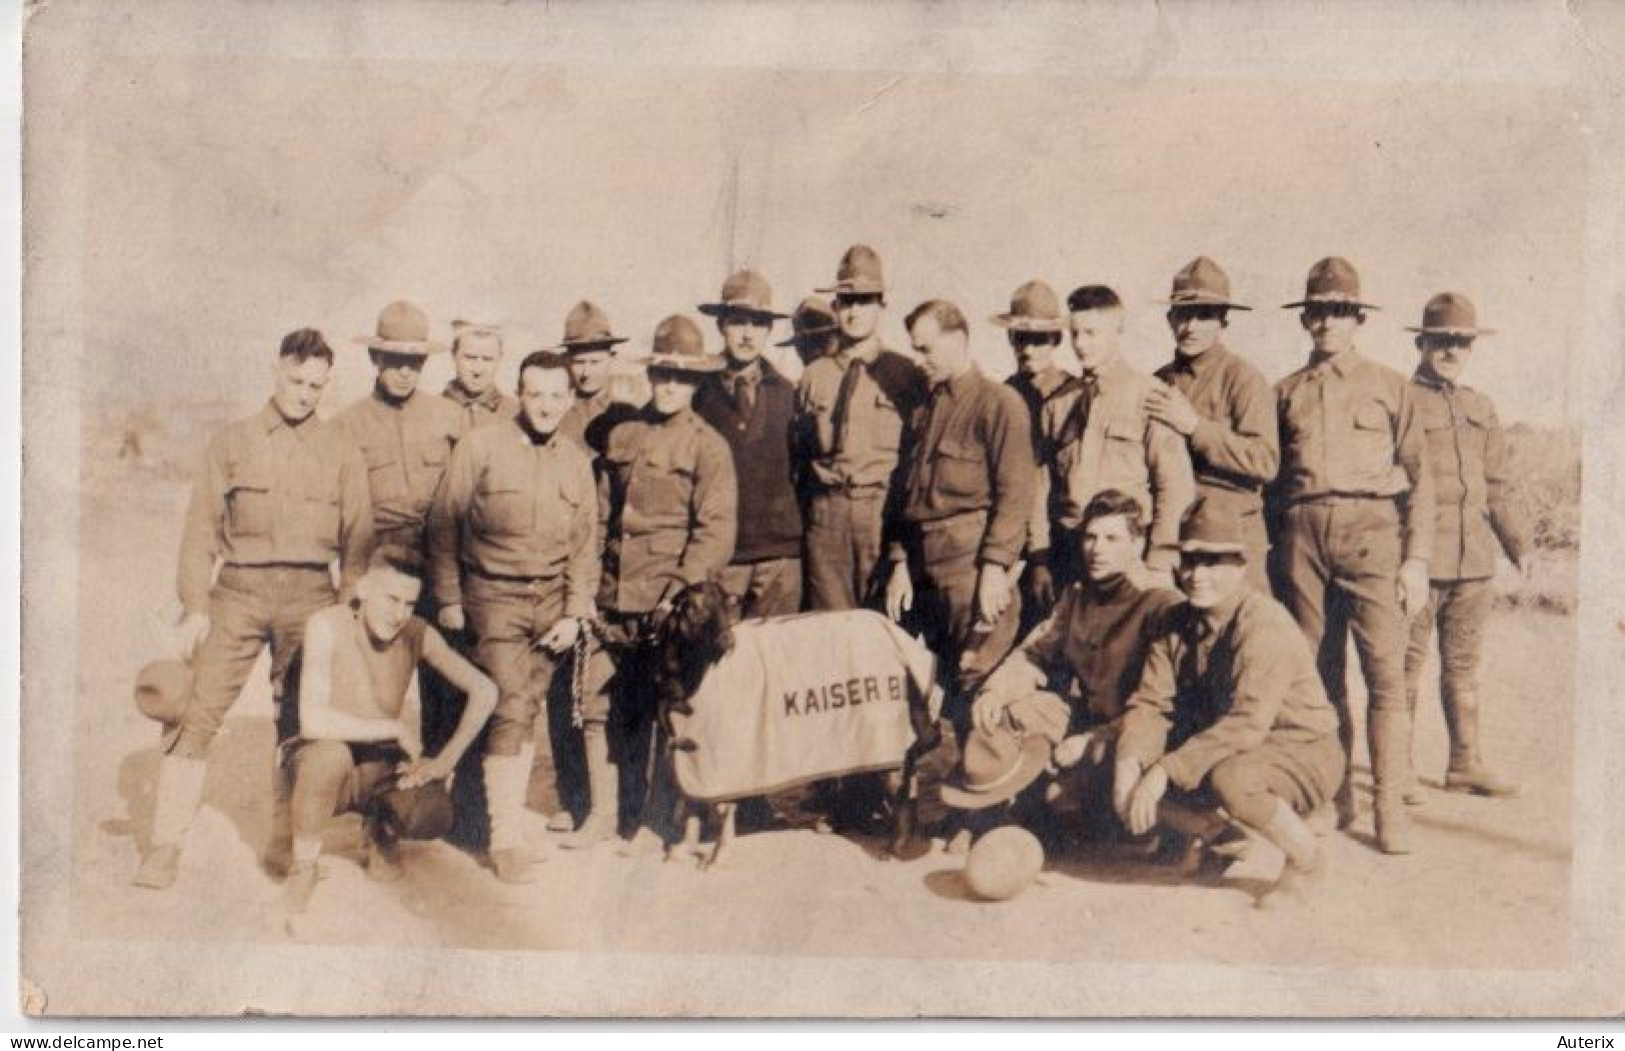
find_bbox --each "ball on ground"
[963,825,1044,902]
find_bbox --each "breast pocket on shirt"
[474,472,533,539]
[359,442,407,506]
[931,439,985,501]
[414,441,452,511]
[870,393,903,455]
[636,455,696,524]
[225,460,275,539]
[1101,418,1145,484]
[1350,400,1396,470]
[293,465,342,544]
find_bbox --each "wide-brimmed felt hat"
[1163,256,1252,311]
[135,659,193,726]
[775,296,840,346]
[353,300,447,355]
[1406,292,1495,337]
[815,244,887,296]
[941,727,1051,810]
[553,300,630,353]
[1179,497,1247,556]
[1282,257,1380,311]
[990,280,1066,333]
[697,270,788,321]
[645,314,727,374]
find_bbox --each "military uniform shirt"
[977,569,1180,724]
[599,405,738,613]
[177,402,374,615]
[1117,590,1340,792]
[426,418,600,619]
[795,337,928,491]
[1006,367,1070,459]
[334,389,465,546]
[442,380,520,432]
[1410,369,1529,580]
[1275,349,1435,563]
[1031,354,1196,561]
[896,368,1035,568]
[1153,343,1279,516]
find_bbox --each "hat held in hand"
[134,659,193,726]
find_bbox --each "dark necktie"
[733,371,756,417]
[829,358,865,457]
[1056,372,1099,449]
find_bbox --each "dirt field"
[68,467,1575,970]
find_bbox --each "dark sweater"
[695,359,805,563]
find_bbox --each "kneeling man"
[1114,498,1345,901]
[279,553,498,912]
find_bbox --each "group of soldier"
[129,241,1533,911]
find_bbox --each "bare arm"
[414,626,498,774]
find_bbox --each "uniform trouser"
[1274,497,1412,810]
[1194,734,1347,829]
[805,487,888,611]
[170,564,335,758]
[581,611,663,836]
[717,557,804,620]
[906,514,1025,738]
[1403,577,1495,774]
[465,573,585,820]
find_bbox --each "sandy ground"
[68,469,1574,970]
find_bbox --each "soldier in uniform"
[568,315,738,850]
[1146,258,1279,593]
[955,489,1181,835]
[1402,293,1532,799]
[1115,498,1346,903]
[333,301,476,842]
[794,245,929,612]
[883,299,1035,726]
[442,319,519,430]
[1272,258,1434,853]
[1030,286,1195,590]
[134,328,373,889]
[777,296,841,368]
[990,279,1072,630]
[694,270,804,621]
[556,300,637,459]
[427,351,600,881]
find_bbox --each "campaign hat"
[815,244,887,296]
[697,270,788,321]
[990,280,1066,333]
[1405,292,1495,337]
[134,659,193,726]
[645,314,727,374]
[1178,496,1248,557]
[555,300,630,353]
[775,296,841,347]
[1282,257,1380,311]
[1162,257,1251,311]
[940,726,1051,810]
[352,300,446,355]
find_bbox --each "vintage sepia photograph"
[17,0,1625,1020]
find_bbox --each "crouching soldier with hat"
[947,490,1181,838]
[135,328,373,890]
[570,315,738,851]
[277,552,498,912]
[427,351,601,882]
[1114,498,1346,904]
[1402,294,1532,799]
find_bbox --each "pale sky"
[57,8,1587,428]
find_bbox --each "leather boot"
[560,724,618,850]
[1443,685,1521,797]
[1370,708,1414,855]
